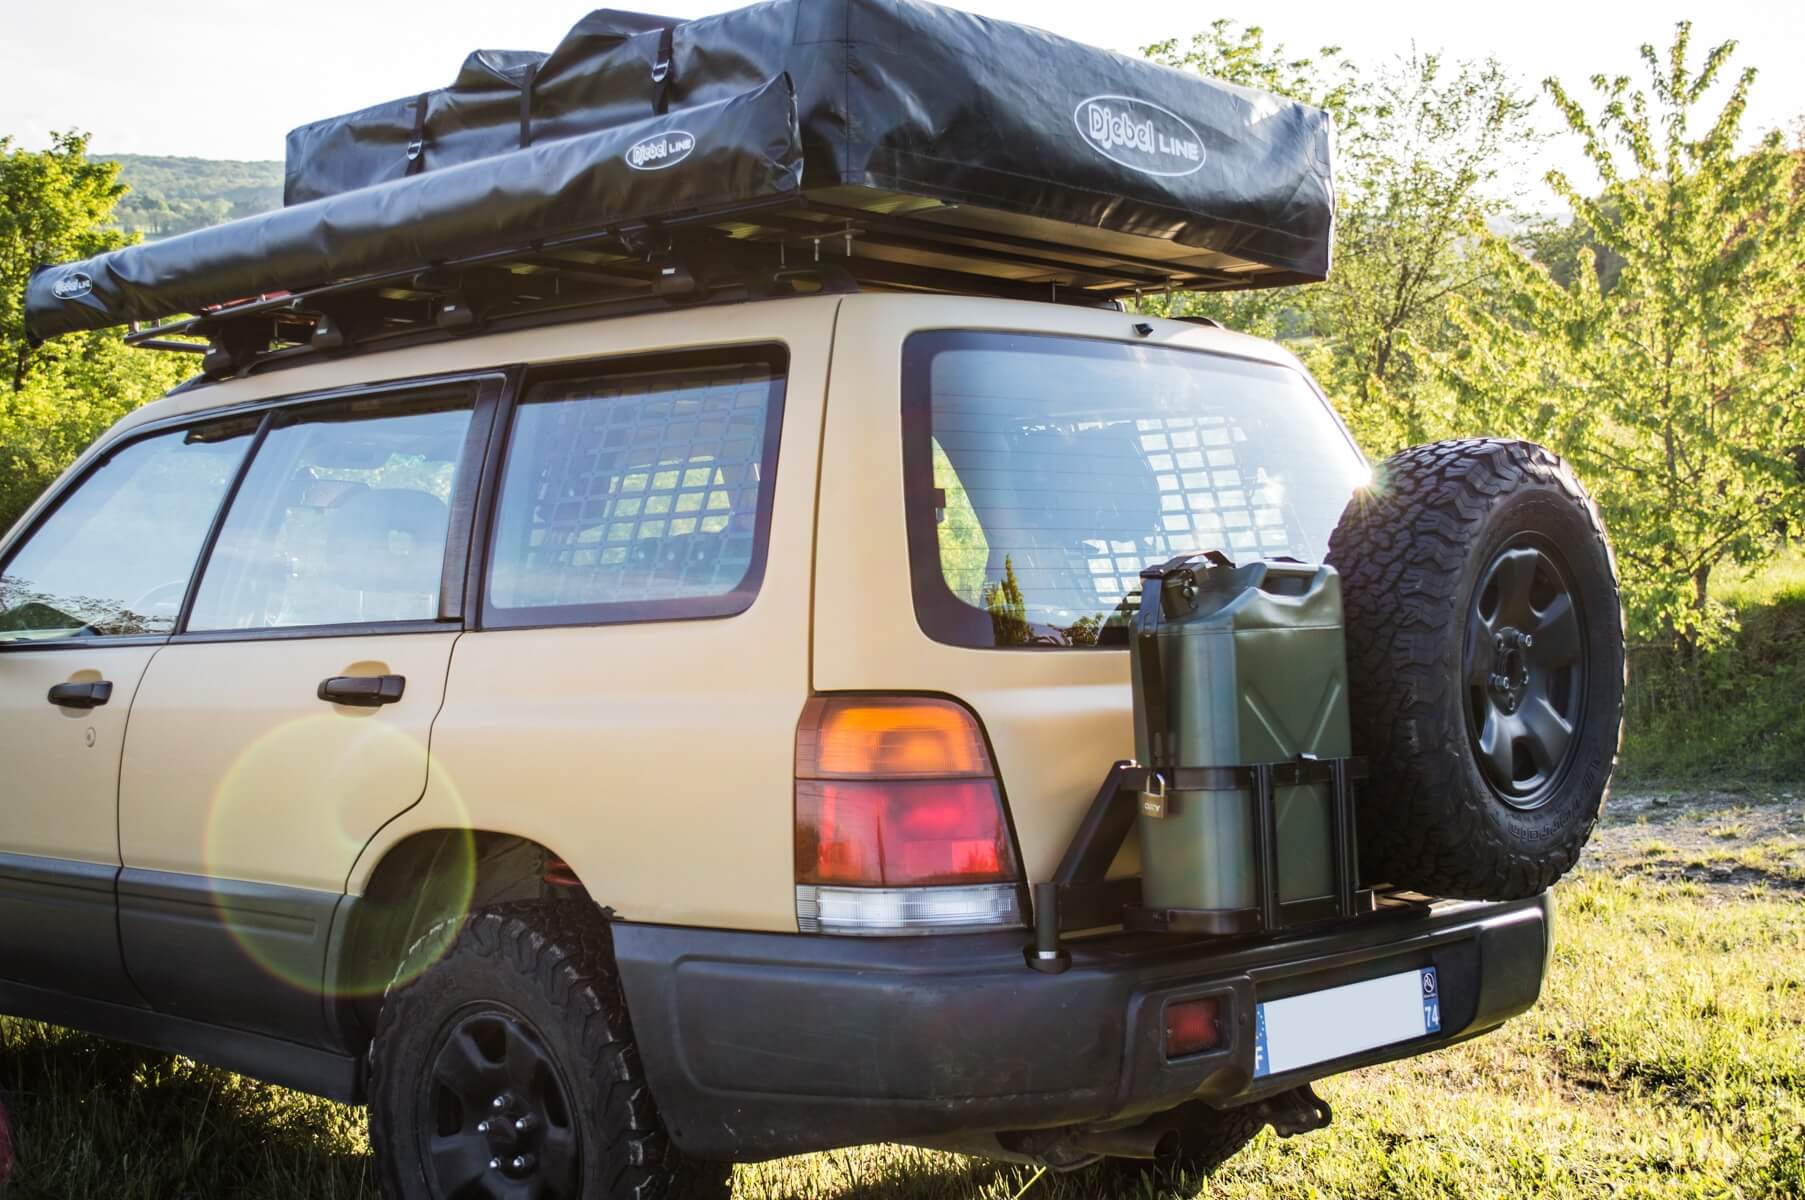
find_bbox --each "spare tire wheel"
[1325,438,1624,900]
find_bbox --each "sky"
[4,0,1802,208]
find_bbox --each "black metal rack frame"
[122,193,1261,382]
[1034,754,1378,954]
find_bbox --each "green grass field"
[2,787,1800,1200]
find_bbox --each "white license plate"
[1253,966,1441,1079]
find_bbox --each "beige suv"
[0,292,1553,1197]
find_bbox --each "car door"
[116,375,498,1045]
[0,417,256,1005]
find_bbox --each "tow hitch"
[1252,1083,1334,1137]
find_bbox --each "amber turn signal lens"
[796,696,992,779]
[1164,997,1221,1059]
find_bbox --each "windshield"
[902,331,1367,649]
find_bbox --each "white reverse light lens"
[796,884,1024,935]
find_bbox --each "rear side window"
[0,422,254,643]
[483,350,786,627]
[186,388,478,631]
[902,331,1367,649]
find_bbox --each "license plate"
[1253,966,1441,1079]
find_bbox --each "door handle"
[317,674,406,707]
[47,680,114,709]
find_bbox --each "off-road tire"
[1094,1101,1264,1186]
[1326,438,1624,900]
[367,901,731,1200]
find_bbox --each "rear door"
[812,298,1367,882]
[116,376,497,1043]
[0,419,254,1003]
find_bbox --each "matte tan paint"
[119,638,458,891]
[343,297,839,930]
[810,296,1303,885]
[2,293,1304,931]
[0,648,156,864]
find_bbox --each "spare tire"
[1326,439,1624,900]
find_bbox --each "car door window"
[0,421,255,644]
[484,353,786,626]
[186,388,477,631]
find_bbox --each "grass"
[3,857,1802,1199]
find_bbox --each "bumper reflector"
[1164,996,1222,1058]
[796,883,1023,935]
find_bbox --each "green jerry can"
[1130,555,1354,923]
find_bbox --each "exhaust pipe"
[1069,1119,1181,1161]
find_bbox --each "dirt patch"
[1586,783,1805,894]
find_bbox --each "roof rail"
[123,197,1203,380]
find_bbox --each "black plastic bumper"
[612,892,1553,1162]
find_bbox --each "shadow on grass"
[0,1019,373,1200]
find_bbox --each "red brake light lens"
[795,697,1020,888]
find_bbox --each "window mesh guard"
[495,363,773,610]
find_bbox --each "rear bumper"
[613,891,1553,1161]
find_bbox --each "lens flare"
[200,712,476,998]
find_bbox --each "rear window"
[902,331,1366,649]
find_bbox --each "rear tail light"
[794,695,1024,934]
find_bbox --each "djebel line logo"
[1074,96,1206,178]
[52,273,95,301]
[625,130,696,171]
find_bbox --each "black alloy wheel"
[420,1006,580,1199]
[1463,539,1588,809]
[367,902,731,1200]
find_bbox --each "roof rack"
[121,194,1237,380]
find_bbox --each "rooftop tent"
[24,0,1336,358]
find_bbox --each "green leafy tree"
[1,132,129,384]
[1145,25,1536,453]
[0,133,187,531]
[1441,24,1805,648]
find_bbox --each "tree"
[1312,52,1535,450]
[1441,24,1805,649]
[0,133,187,530]
[1145,25,1537,454]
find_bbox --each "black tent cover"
[25,0,1335,346]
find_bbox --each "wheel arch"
[327,828,595,1048]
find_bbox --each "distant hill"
[98,154,283,240]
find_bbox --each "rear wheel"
[1327,438,1624,899]
[367,902,729,1200]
